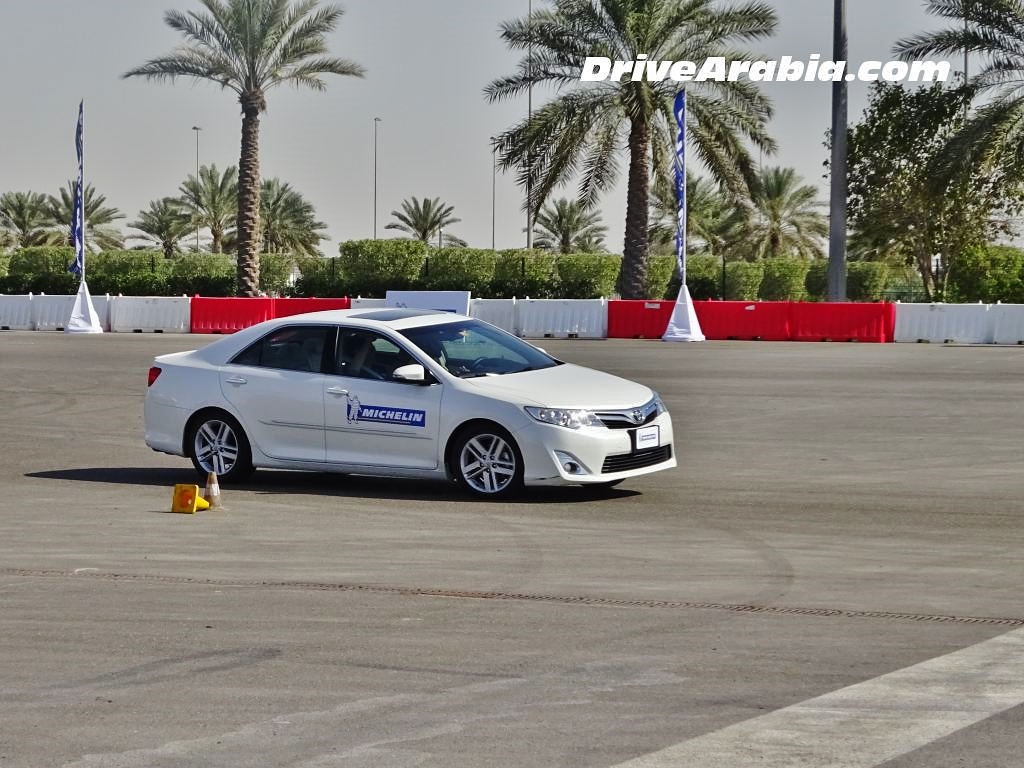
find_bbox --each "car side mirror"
[392,363,426,383]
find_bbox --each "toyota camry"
[144,308,676,498]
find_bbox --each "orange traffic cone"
[171,484,210,514]
[204,471,223,510]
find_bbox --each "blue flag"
[68,101,85,277]
[673,90,687,284]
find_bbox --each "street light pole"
[192,126,201,252]
[373,117,381,239]
[827,0,847,301]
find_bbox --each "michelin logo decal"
[347,393,426,427]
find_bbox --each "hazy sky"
[0,1,950,253]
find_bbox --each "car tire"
[188,411,254,483]
[452,424,523,499]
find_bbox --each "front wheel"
[452,425,523,499]
[188,412,254,483]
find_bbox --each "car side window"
[334,330,416,381]
[230,326,329,373]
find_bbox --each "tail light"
[147,366,162,387]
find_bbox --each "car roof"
[182,308,472,364]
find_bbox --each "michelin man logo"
[346,393,362,424]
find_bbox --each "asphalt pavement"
[0,331,1021,767]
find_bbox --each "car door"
[219,324,330,463]
[324,329,443,469]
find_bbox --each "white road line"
[613,626,1024,767]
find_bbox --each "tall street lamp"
[191,126,202,253]
[373,117,382,239]
[827,0,847,301]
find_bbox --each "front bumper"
[515,411,677,486]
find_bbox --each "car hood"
[461,363,653,409]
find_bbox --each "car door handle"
[326,386,349,396]
[225,376,248,385]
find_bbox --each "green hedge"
[491,249,558,298]
[556,253,621,298]
[759,258,810,301]
[645,255,678,299]
[947,244,1024,304]
[423,248,496,295]
[847,262,889,302]
[337,239,428,296]
[724,261,765,300]
[1,247,78,294]
[805,260,828,301]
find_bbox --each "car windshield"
[399,319,561,378]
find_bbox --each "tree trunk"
[236,95,262,296]
[619,119,651,299]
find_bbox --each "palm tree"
[128,198,194,259]
[894,1,1024,181]
[0,191,63,248]
[649,172,741,257]
[259,178,327,256]
[386,197,467,247]
[47,182,125,251]
[486,0,777,298]
[734,166,828,260]
[124,0,365,296]
[179,163,238,253]
[532,198,607,253]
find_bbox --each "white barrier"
[894,303,993,344]
[0,294,34,330]
[350,297,387,309]
[990,304,1024,345]
[109,296,191,333]
[517,298,607,339]
[31,293,112,331]
[470,298,518,334]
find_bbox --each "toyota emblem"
[632,409,644,424]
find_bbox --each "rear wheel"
[452,425,523,499]
[188,412,254,483]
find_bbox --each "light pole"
[490,137,497,251]
[827,0,847,301]
[373,117,381,239]
[191,126,201,252]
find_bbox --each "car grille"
[595,401,659,429]
[602,445,672,473]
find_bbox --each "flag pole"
[65,99,103,334]
[662,89,705,342]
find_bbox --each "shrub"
[947,244,1024,304]
[759,258,811,301]
[422,248,496,294]
[674,254,723,300]
[293,256,343,297]
[259,253,296,297]
[645,255,677,299]
[556,253,620,298]
[805,260,828,301]
[2,247,78,294]
[847,261,889,302]
[724,261,765,300]
[86,251,170,296]
[337,239,428,296]
[491,249,558,298]
[168,254,235,296]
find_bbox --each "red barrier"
[190,297,275,334]
[273,297,351,318]
[789,302,895,343]
[693,301,792,341]
[608,300,675,338]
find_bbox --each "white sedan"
[144,308,676,498]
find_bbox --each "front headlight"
[524,406,602,429]
[652,391,668,415]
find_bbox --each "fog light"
[554,451,588,476]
